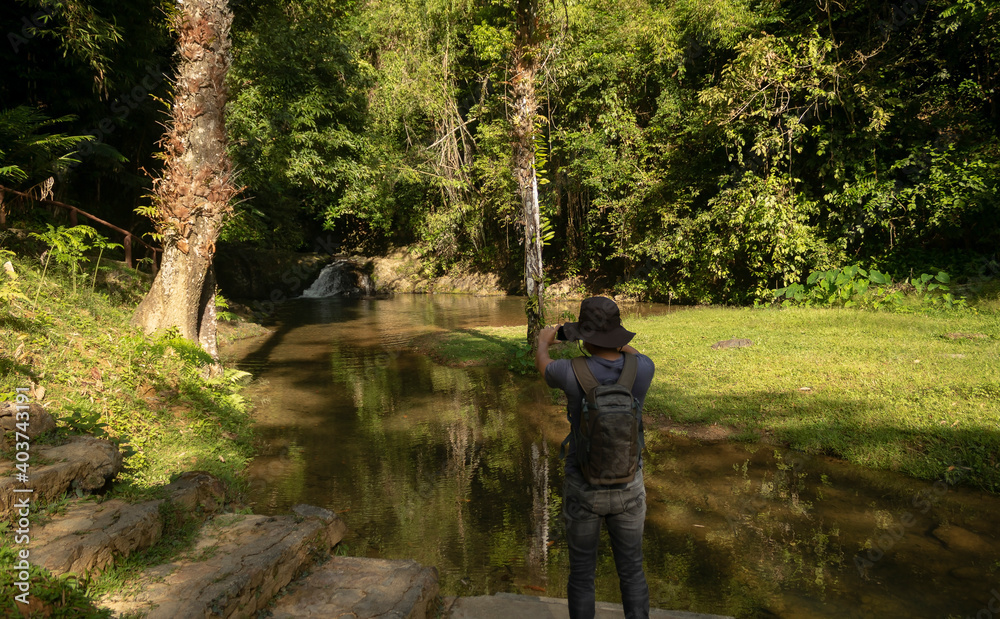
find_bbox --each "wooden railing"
[0,184,161,275]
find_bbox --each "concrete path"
[444,592,735,619]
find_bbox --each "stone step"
[0,435,122,519]
[31,471,226,577]
[100,504,347,619]
[269,556,439,619]
[444,593,735,619]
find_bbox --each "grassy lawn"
[0,253,255,495]
[429,306,1000,492]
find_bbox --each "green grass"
[0,242,256,615]
[0,252,255,494]
[426,306,1000,491]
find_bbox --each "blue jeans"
[563,468,649,619]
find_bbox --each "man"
[536,296,655,619]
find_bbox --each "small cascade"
[301,260,374,298]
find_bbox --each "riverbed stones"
[101,508,347,618]
[933,523,997,555]
[31,471,227,577]
[270,556,439,618]
[710,338,753,350]
[0,435,122,518]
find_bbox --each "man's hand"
[535,326,559,376]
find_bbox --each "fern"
[0,106,94,187]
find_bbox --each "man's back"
[545,352,655,477]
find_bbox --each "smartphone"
[556,325,568,341]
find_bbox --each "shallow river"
[228,295,1000,619]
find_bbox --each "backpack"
[562,353,644,485]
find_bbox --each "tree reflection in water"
[528,442,550,586]
[240,296,1000,619]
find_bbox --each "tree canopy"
[3,0,998,303]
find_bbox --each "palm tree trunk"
[132,0,237,360]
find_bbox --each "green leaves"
[772,266,968,313]
[29,224,109,298]
[0,106,93,187]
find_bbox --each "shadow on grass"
[649,386,1000,492]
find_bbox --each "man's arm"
[535,327,558,376]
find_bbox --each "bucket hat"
[560,296,635,348]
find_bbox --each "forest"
[1,0,998,304]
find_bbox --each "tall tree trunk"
[132,0,237,360]
[513,0,544,348]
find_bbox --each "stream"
[226,293,1000,619]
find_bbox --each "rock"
[0,401,57,440]
[32,498,163,576]
[0,436,122,519]
[711,338,753,350]
[944,332,988,340]
[32,471,227,577]
[934,524,996,555]
[270,557,439,619]
[292,503,336,522]
[166,470,227,514]
[371,253,504,296]
[102,507,347,619]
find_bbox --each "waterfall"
[301,260,374,298]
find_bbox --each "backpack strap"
[570,356,600,399]
[571,353,638,396]
[617,353,638,390]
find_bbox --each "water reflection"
[232,296,1000,618]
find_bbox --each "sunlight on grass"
[434,306,1000,491]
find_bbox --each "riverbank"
[0,253,257,614]
[415,305,1000,491]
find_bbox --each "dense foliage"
[257,0,995,303]
[2,0,997,303]
[0,0,173,233]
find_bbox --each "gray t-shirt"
[545,353,655,476]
